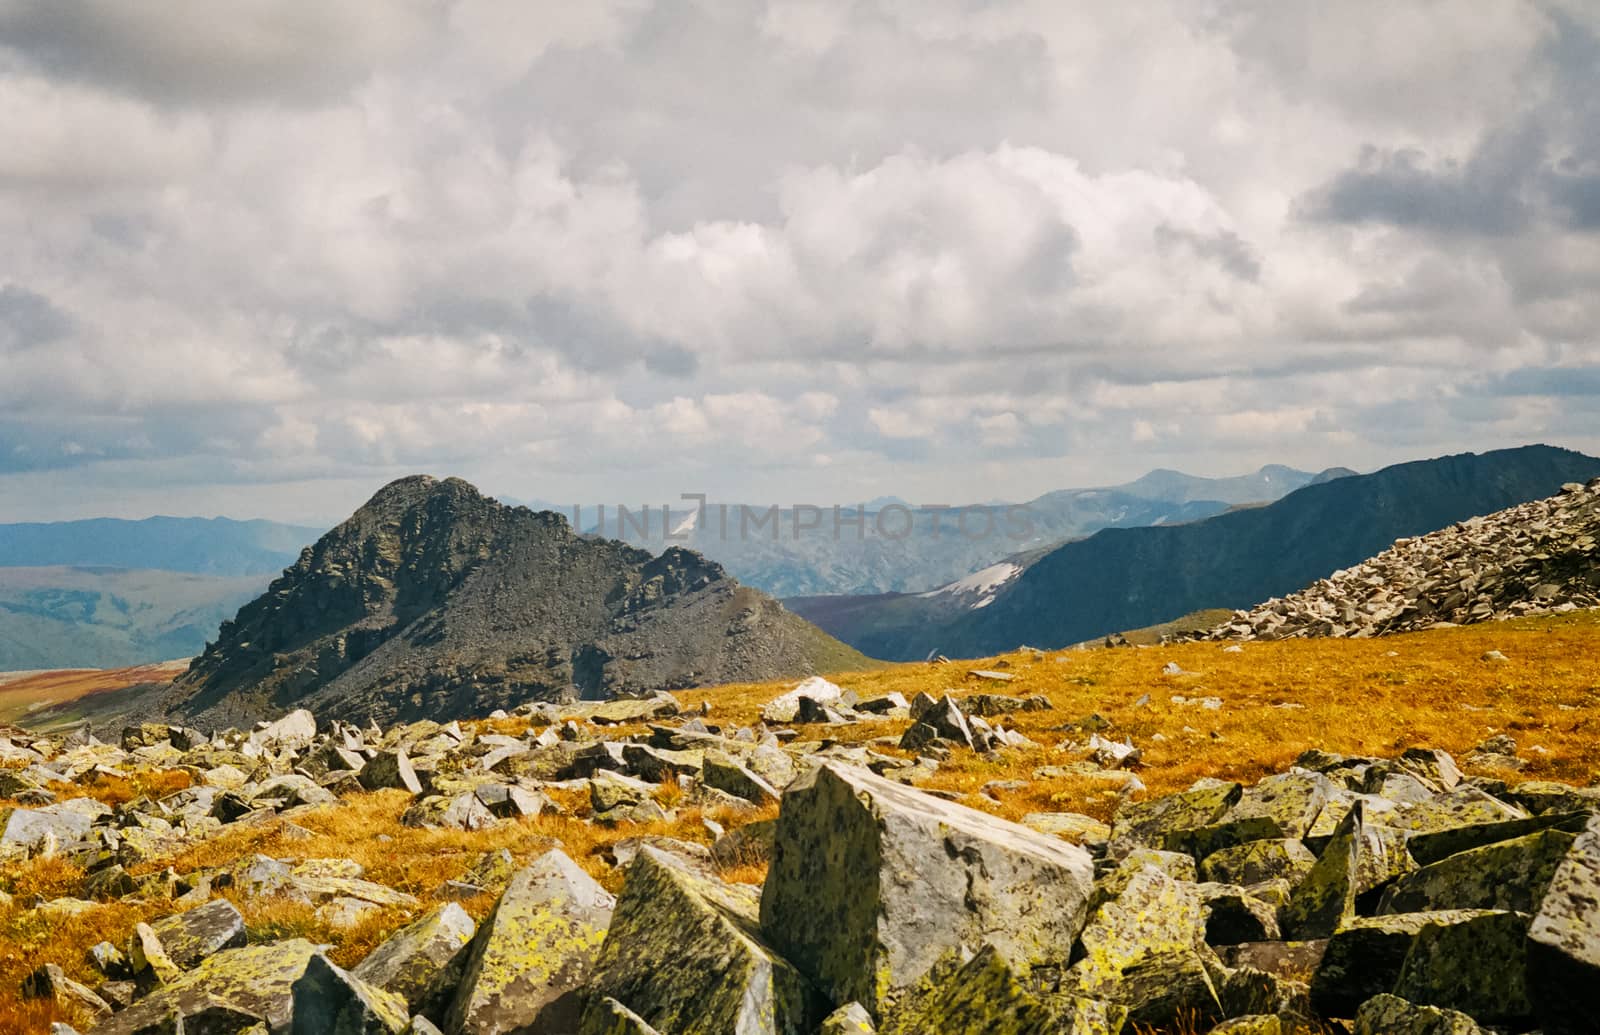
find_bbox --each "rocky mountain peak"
[162,476,861,728]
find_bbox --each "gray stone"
[446,849,615,1035]
[819,1002,876,1034]
[148,898,248,969]
[400,793,496,832]
[701,751,780,806]
[1200,838,1317,888]
[760,762,1094,1015]
[352,903,476,1014]
[589,846,823,1034]
[290,953,411,1034]
[881,943,1126,1035]
[1378,826,1574,915]
[1353,994,1487,1035]
[91,940,321,1034]
[1108,780,1241,859]
[1527,812,1600,1035]
[1391,909,1531,1024]
[21,963,111,1022]
[1309,910,1500,1018]
[360,750,422,794]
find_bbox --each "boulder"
[701,752,780,806]
[1526,812,1600,1035]
[1353,994,1486,1035]
[400,793,496,832]
[360,751,422,794]
[881,943,1127,1035]
[1282,803,1411,938]
[352,903,476,1014]
[446,849,614,1035]
[1,805,94,850]
[148,898,247,969]
[21,963,111,1022]
[1200,838,1317,888]
[1310,911,1499,1018]
[1187,771,1331,858]
[90,939,321,1034]
[248,709,318,749]
[578,997,663,1035]
[1108,780,1241,859]
[819,1002,877,1034]
[1061,866,1222,1025]
[290,953,411,1034]
[761,676,845,723]
[1377,827,1574,915]
[1391,909,1531,1024]
[760,762,1094,1014]
[588,846,822,1034]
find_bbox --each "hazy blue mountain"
[790,445,1600,660]
[580,465,1334,597]
[0,566,269,670]
[0,516,321,577]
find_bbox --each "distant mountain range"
[0,567,268,671]
[0,516,321,576]
[580,464,1349,597]
[160,476,866,727]
[788,445,1600,660]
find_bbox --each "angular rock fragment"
[360,750,422,794]
[148,898,247,970]
[290,953,411,1034]
[1390,909,1530,1024]
[1108,780,1240,859]
[446,849,614,1035]
[1200,838,1317,888]
[1282,803,1411,938]
[589,846,822,1034]
[352,903,476,1014]
[400,793,495,832]
[1378,827,1573,915]
[881,943,1126,1035]
[1188,771,1331,858]
[701,751,779,806]
[1309,910,1498,1018]
[1353,993,1486,1035]
[760,762,1093,1014]
[1062,866,1222,1025]
[578,997,663,1035]
[819,1002,876,1034]
[92,939,321,1034]
[1526,813,1600,1035]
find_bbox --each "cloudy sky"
[2,1,1598,523]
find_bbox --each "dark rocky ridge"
[162,476,864,728]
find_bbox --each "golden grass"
[2,610,1598,1033]
[0,662,189,726]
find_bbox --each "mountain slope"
[1210,478,1600,639]
[0,567,268,669]
[164,476,867,727]
[805,445,1600,659]
[0,516,321,577]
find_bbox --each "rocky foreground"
[1207,478,1600,641]
[1,682,1598,1035]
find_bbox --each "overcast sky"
[2,1,1598,523]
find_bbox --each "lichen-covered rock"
[446,849,614,1035]
[1353,994,1487,1034]
[90,939,321,1034]
[290,953,410,1034]
[589,846,823,1034]
[1218,965,1308,1020]
[1187,772,1331,858]
[1389,910,1531,1024]
[578,996,664,1035]
[148,898,247,970]
[360,750,422,793]
[881,944,1126,1035]
[819,1002,877,1034]
[1378,827,1574,915]
[1198,884,1280,944]
[1206,1017,1281,1035]
[1526,812,1600,1035]
[21,963,111,1022]
[1386,786,1526,836]
[1309,910,1497,1018]
[351,902,476,1014]
[1282,803,1412,938]
[1019,812,1111,848]
[760,762,1094,1015]
[1405,808,1591,865]
[702,751,780,806]
[1218,940,1327,983]
[1062,866,1222,1025]
[1108,780,1241,859]
[1200,839,1317,888]
[400,793,495,832]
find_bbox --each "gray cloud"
[0,0,1596,521]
